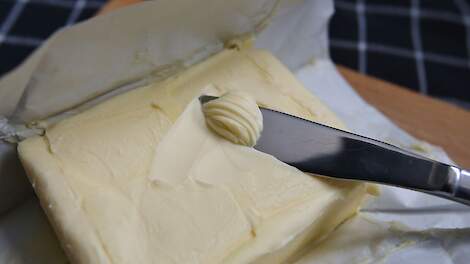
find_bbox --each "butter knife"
[200,96,470,206]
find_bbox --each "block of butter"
[18,47,370,263]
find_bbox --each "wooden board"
[338,66,470,167]
[98,0,470,167]
[97,0,141,15]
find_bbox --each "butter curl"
[202,91,263,147]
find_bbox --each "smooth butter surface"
[18,48,368,263]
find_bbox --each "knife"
[200,95,470,206]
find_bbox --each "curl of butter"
[202,91,263,147]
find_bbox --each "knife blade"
[199,95,470,206]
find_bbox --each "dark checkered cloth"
[0,0,105,74]
[1,0,470,108]
[331,0,470,108]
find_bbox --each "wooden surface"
[97,0,141,15]
[338,66,470,167]
[99,0,470,167]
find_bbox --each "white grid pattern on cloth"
[0,0,29,45]
[356,0,367,73]
[29,0,102,9]
[335,0,465,24]
[3,34,42,46]
[454,0,470,68]
[333,0,470,96]
[0,0,104,48]
[66,0,87,25]
[330,39,469,68]
[411,0,428,94]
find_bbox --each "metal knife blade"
[199,95,470,205]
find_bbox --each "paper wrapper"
[0,0,468,263]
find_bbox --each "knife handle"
[448,167,470,205]
[430,167,470,206]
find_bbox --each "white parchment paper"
[0,0,468,263]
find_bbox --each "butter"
[18,48,369,263]
[202,91,263,147]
